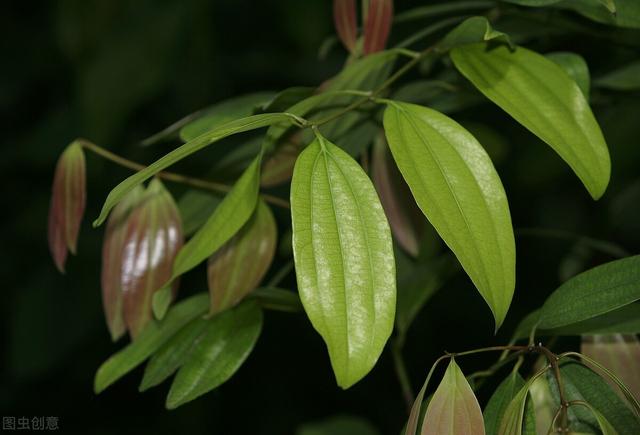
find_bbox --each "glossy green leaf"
[166,301,262,409]
[595,60,640,91]
[138,316,208,391]
[207,200,277,314]
[587,405,620,435]
[546,361,640,434]
[451,43,611,199]
[249,287,303,313]
[539,255,640,329]
[439,16,512,51]
[94,292,208,393]
[171,155,262,280]
[177,190,221,236]
[581,334,640,402]
[383,101,515,329]
[179,92,276,142]
[546,51,591,99]
[484,372,536,435]
[94,113,297,226]
[422,358,485,435]
[290,136,396,389]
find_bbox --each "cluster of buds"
[48,141,184,340]
[333,0,393,56]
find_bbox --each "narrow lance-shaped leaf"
[94,113,297,226]
[539,255,640,329]
[166,301,263,409]
[383,101,515,329]
[484,371,536,435]
[333,0,358,53]
[290,135,396,389]
[363,0,393,55]
[94,292,208,393]
[121,179,184,338]
[439,16,512,51]
[450,43,611,199]
[208,200,277,314]
[48,140,86,272]
[581,334,640,401]
[546,51,591,100]
[498,369,547,435]
[171,154,262,281]
[422,358,485,435]
[595,60,640,91]
[101,185,145,341]
[371,132,423,258]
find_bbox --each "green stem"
[391,339,414,413]
[78,139,291,210]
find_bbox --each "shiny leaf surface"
[290,136,396,389]
[383,101,515,329]
[451,43,611,199]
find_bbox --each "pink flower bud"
[48,141,87,273]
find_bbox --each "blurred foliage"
[2,0,639,434]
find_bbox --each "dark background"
[2,1,639,434]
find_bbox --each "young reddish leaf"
[48,140,87,272]
[101,185,145,341]
[207,200,277,314]
[581,334,640,401]
[333,0,358,53]
[363,0,393,55]
[371,132,423,257]
[260,135,302,188]
[121,179,184,338]
[422,358,485,435]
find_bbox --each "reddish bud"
[107,179,183,338]
[363,0,393,55]
[333,0,358,53]
[207,200,277,315]
[371,133,423,257]
[101,185,145,341]
[48,141,87,273]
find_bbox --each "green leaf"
[498,369,547,435]
[382,101,515,329]
[502,0,562,5]
[177,189,221,236]
[94,292,208,393]
[557,0,640,29]
[207,199,277,314]
[260,86,315,112]
[595,60,640,91]
[94,113,296,226]
[547,360,640,434]
[587,405,620,435]
[166,301,263,409]
[484,372,536,435]
[179,92,276,142]
[394,2,497,24]
[450,43,611,200]
[422,358,485,435]
[138,316,208,391]
[515,304,640,339]
[290,135,396,389]
[296,415,380,435]
[539,255,640,329]
[151,285,173,320]
[249,287,303,313]
[546,51,591,99]
[170,154,262,280]
[439,16,512,51]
